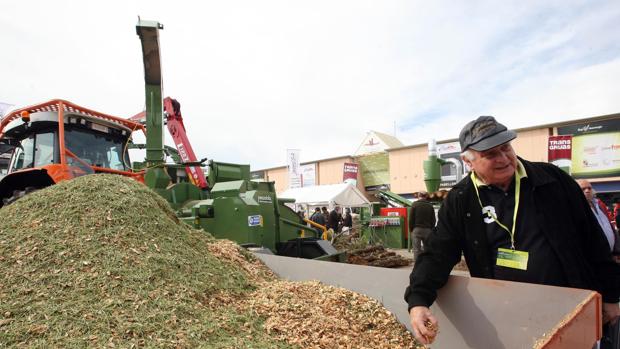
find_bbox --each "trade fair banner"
[358,153,390,191]
[547,135,572,173]
[343,162,359,186]
[301,163,316,187]
[558,119,620,178]
[286,149,301,188]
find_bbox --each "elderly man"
[405,116,620,345]
[578,179,616,252]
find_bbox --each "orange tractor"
[0,100,145,206]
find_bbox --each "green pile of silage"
[0,174,294,348]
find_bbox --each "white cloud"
[1,0,619,170]
[491,58,620,126]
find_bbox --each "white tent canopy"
[279,183,370,209]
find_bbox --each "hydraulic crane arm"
[128,98,209,190]
[163,97,208,190]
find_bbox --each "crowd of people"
[304,206,353,236]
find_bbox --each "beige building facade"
[257,156,367,195]
[254,113,620,203]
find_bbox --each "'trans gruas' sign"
[548,135,572,173]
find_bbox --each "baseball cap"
[459,116,516,152]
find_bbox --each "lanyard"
[471,172,521,249]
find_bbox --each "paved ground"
[388,248,470,276]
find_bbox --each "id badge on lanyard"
[471,171,527,270]
[496,248,529,270]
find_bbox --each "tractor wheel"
[2,186,38,206]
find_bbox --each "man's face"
[578,179,594,202]
[462,143,518,187]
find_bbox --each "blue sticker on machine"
[248,215,263,227]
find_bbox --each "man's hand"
[409,306,439,345]
[603,302,620,325]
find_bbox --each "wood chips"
[0,174,424,348]
[240,280,423,349]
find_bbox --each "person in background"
[321,207,330,230]
[577,179,616,252]
[343,208,353,231]
[310,207,326,237]
[329,206,342,233]
[405,116,620,345]
[614,200,620,233]
[408,192,436,260]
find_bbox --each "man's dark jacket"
[408,199,436,232]
[343,213,353,228]
[405,158,620,309]
[329,210,341,231]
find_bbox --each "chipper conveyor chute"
[134,19,342,261]
[256,253,601,349]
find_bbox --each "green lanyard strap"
[471,172,521,250]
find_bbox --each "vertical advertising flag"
[548,135,572,173]
[301,163,316,187]
[343,162,359,186]
[287,149,301,188]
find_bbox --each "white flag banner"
[287,149,301,188]
[301,163,316,187]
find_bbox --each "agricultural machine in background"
[362,190,413,249]
[0,100,146,204]
[0,20,340,261]
[355,138,461,250]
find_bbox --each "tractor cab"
[0,99,145,206]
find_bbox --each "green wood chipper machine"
[133,20,341,260]
[0,20,340,261]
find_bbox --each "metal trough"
[255,253,601,349]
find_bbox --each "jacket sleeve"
[560,169,620,303]
[404,190,464,309]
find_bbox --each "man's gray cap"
[459,116,517,152]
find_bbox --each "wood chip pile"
[0,174,423,348]
[240,280,423,349]
[205,241,425,348]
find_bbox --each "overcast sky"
[1,1,619,170]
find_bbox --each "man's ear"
[461,155,472,169]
